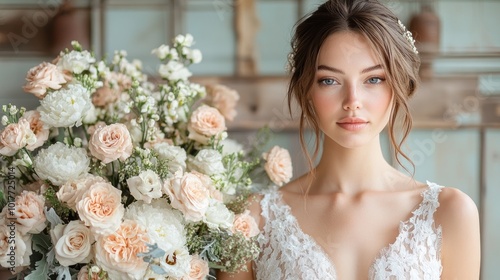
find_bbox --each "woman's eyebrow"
[316,64,383,74]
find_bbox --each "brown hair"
[287,0,420,178]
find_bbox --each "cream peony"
[232,210,260,239]
[3,191,46,235]
[187,105,226,144]
[125,200,186,253]
[95,220,149,280]
[164,171,210,222]
[76,182,124,235]
[89,123,133,163]
[153,142,187,173]
[189,149,225,176]
[204,200,234,230]
[57,50,96,74]
[0,119,36,156]
[38,84,92,128]
[126,170,163,203]
[57,174,107,211]
[262,146,293,187]
[34,142,90,186]
[0,223,32,272]
[204,84,240,121]
[23,62,67,98]
[20,110,49,151]
[51,220,94,267]
[182,255,209,280]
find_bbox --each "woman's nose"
[342,84,362,111]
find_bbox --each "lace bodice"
[254,181,443,280]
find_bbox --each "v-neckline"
[273,183,432,277]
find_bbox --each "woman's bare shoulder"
[435,186,481,277]
[435,186,479,223]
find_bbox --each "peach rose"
[0,119,36,156]
[51,220,94,266]
[95,220,149,280]
[4,190,46,235]
[92,86,120,107]
[76,182,124,235]
[57,174,107,211]
[0,223,32,273]
[20,110,49,151]
[22,62,67,98]
[205,84,240,121]
[262,146,293,187]
[164,171,210,222]
[187,105,226,144]
[182,255,209,280]
[232,210,260,239]
[89,123,133,164]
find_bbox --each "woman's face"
[311,31,393,149]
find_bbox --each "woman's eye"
[367,77,385,84]
[319,78,336,86]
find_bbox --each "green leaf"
[45,207,63,229]
[53,266,71,280]
[32,233,51,253]
[25,258,49,280]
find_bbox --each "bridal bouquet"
[0,34,293,280]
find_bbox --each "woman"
[218,0,480,279]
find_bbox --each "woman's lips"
[336,117,368,131]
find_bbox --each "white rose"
[126,170,163,204]
[159,61,192,81]
[189,149,225,175]
[0,224,32,273]
[58,50,96,74]
[38,84,92,128]
[204,199,234,230]
[153,142,187,173]
[51,220,94,266]
[34,142,90,186]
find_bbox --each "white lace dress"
[254,181,443,280]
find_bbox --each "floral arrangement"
[0,34,293,280]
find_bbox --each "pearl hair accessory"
[398,19,419,54]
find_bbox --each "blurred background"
[0,0,498,278]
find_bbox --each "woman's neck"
[311,136,407,195]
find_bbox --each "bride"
[218,0,480,279]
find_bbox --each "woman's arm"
[216,262,254,280]
[437,187,481,279]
